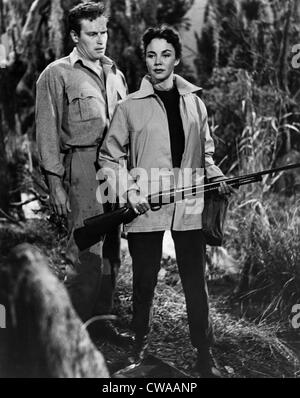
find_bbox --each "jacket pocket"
[66,87,103,122]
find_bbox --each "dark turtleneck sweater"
[154,85,185,168]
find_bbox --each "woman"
[99,26,231,377]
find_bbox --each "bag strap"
[195,96,205,172]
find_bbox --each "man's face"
[145,38,179,84]
[71,16,108,62]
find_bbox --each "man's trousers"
[63,148,120,322]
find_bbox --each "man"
[36,2,129,344]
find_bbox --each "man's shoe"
[89,320,134,347]
[194,347,222,378]
[128,334,149,366]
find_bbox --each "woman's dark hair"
[141,25,182,59]
[68,2,108,35]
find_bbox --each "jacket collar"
[69,47,117,74]
[131,74,201,99]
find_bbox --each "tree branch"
[22,0,50,46]
[0,208,22,225]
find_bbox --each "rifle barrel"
[149,162,300,204]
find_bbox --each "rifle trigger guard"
[150,204,162,212]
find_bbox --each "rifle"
[73,163,300,251]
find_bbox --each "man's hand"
[47,174,71,217]
[127,189,150,215]
[210,176,235,196]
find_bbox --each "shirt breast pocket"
[67,87,104,122]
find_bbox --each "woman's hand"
[127,189,151,215]
[210,176,235,196]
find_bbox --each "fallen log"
[0,243,109,378]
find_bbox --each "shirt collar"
[69,47,117,73]
[131,74,201,99]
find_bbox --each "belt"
[61,146,97,154]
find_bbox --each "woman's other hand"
[127,189,151,215]
[210,176,236,196]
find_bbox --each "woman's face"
[145,38,179,84]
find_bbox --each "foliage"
[201,67,300,170]
[226,192,300,323]
[196,0,300,90]
[223,97,300,321]
[195,0,300,169]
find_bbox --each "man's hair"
[68,2,108,35]
[141,25,182,59]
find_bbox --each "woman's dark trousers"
[127,229,213,349]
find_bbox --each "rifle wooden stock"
[73,162,300,251]
[73,206,137,251]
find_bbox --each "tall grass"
[226,195,300,321]
[224,75,300,321]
